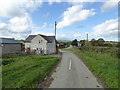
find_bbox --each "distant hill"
[17,40,25,45]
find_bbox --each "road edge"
[37,52,62,88]
[69,50,107,88]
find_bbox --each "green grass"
[0,66,2,90]
[2,55,59,88]
[64,47,118,88]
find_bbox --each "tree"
[97,38,105,46]
[91,38,96,46]
[71,39,78,46]
[80,40,86,46]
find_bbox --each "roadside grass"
[64,47,118,88]
[2,55,59,88]
[0,58,1,89]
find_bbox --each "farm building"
[25,34,56,54]
[0,38,22,56]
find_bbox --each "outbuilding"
[0,38,22,56]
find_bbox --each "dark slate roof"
[0,38,21,44]
[25,35,37,42]
[40,34,55,43]
[25,34,55,43]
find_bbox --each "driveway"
[49,50,103,88]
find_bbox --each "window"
[39,40,42,43]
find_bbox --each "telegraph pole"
[55,21,57,40]
[55,21,58,52]
[87,34,88,41]
[87,34,88,46]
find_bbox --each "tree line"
[71,38,119,47]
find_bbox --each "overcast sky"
[0,0,119,41]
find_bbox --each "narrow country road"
[49,50,103,88]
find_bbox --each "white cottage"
[25,34,56,54]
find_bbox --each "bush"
[79,46,118,58]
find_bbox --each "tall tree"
[97,38,105,46]
[91,38,96,46]
[71,39,78,46]
[80,40,86,46]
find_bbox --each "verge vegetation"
[64,47,118,88]
[2,55,59,88]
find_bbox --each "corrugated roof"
[0,38,21,44]
[25,34,55,43]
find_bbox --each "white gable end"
[31,35,47,50]
[25,34,56,54]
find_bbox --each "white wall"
[30,35,47,54]
[25,42,30,48]
[47,40,56,54]
[25,35,56,54]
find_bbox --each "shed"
[0,38,22,56]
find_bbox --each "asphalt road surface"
[49,50,103,88]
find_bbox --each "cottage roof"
[40,34,55,43]
[25,34,55,43]
[25,35,37,42]
[0,38,21,44]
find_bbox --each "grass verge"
[64,47,118,88]
[2,55,59,88]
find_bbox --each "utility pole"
[87,34,88,41]
[87,34,88,46]
[55,21,57,40]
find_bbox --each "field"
[2,55,59,88]
[64,47,119,88]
